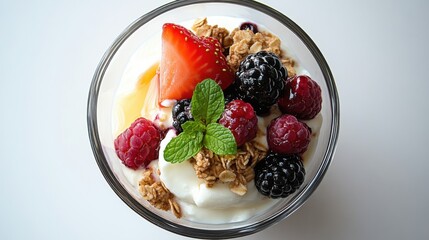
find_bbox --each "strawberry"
[159,23,234,102]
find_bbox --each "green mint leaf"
[191,79,225,124]
[203,123,237,155]
[164,131,203,163]
[164,79,235,164]
[181,121,206,133]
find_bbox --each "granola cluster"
[192,18,296,77]
[190,141,267,196]
[192,18,233,48]
[138,169,181,218]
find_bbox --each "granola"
[192,18,233,49]
[189,141,267,196]
[138,168,182,218]
[192,18,296,76]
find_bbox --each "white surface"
[1,0,429,239]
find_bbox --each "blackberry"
[240,22,258,33]
[234,51,287,115]
[172,99,193,133]
[254,152,305,199]
[223,85,240,105]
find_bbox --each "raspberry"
[114,117,161,169]
[234,51,287,115]
[254,152,305,198]
[172,99,193,133]
[219,99,258,146]
[267,114,311,154]
[278,75,322,120]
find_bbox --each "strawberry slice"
[159,23,234,102]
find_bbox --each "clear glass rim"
[87,0,340,238]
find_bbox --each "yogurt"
[158,129,277,223]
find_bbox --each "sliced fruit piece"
[159,23,234,102]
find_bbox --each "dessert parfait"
[112,17,323,223]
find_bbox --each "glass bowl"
[87,0,339,238]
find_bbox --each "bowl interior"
[88,0,338,238]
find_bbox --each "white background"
[1,0,429,239]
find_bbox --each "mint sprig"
[204,123,237,154]
[181,121,206,133]
[164,79,237,163]
[163,132,203,164]
[191,79,225,124]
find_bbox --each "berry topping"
[233,51,287,115]
[223,85,241,105]
[172,99,194,133]
[159,23,234,102]
[219,99,258,146]
[254,152,305,198]
[278,75,322,120]
[267,114,311,154]
[114,117,162,169]
[240,22,258,33]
